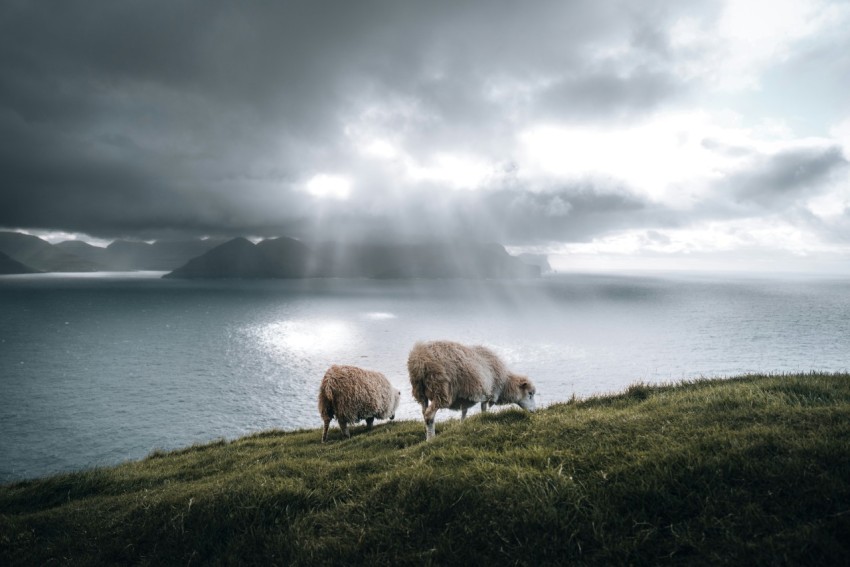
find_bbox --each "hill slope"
[0,250,39,274]
[0,232,103,272]
[2,373,849,565]
[163,237,311,278]
[0,232,227,272]
[104,238,227,270]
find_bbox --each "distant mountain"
[163,237,310,278]
[516,253,553,274]
[0,231,229,273]
[54,240,109,265]
[0,232,103,272]
[104,239,227,270]
[307,241,540,279]
[164,237,540,279]
[163,237,255,278]
[0,230,541,278]
[101,240,151,270]
[0,250,39,274]
[54,236,227,271]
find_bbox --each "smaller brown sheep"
[408,340,537,440]
[318,364,401,442]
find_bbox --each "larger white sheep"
[318,364,401,442]
[407,340,536,440]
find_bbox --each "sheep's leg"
[366,417,375,430]
[321,419,331,443]
[480,401,489,413]
[423,402,440,440]
[461,407,468,420]
[339,418,351,439]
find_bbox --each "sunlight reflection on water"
[257,319,356,356]
[363,311,397,320]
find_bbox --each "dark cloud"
[475,186,656,243]
[536,70,683,124]
[1,0,846,254]
[727,145,848,209]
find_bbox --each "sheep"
[407,340,536,440]
[318,364,401,442]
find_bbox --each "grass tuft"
[2,373,850,565]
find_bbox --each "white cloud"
[517,109,843,210]
[518,112,728,206]
[554,217,847,257]
[807,191,849,219]
[404,153,495,191]
[831,118,850,160]
[536,216,850,274]
[671,0,850,91]
[360,139,400,160]
[18,229,112,247]
[802,117,850,220]
[304,174,352,200]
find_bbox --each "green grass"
[2,373,850,565]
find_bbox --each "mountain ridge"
[164,236,541,279]
[0,250,40,274]
[0,231,546,278]
[0,232,225,272]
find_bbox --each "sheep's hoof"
[425,423,436,440]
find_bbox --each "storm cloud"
[2,0,849,269]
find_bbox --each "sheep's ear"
[518,377,531,391]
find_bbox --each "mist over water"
[1,272,849,482]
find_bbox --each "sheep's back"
[408,341,499,404]
[320,365,395,422]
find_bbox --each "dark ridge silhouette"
[163,237,311,278]
[0,231,542,278]
[52,237,227,271]
[164,237,540,279]
[103,238,227,270]
[0,250,40,274]
[516,253,553,274]
[102,240,153,270]
[54,240,109,265]
[0,232,103,272]
[307,241,540,278]
[0,232,227,272]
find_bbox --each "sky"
[1,0,850,273]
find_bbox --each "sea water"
[1,271,849,482]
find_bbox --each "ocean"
[1,271,849,482]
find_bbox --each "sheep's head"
[389,389,401,420]
[511,374,537,411]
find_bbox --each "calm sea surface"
[2,271,849,482]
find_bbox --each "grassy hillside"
[2,373,849,565]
